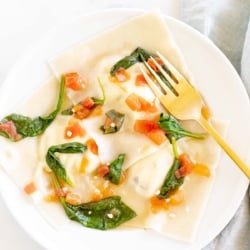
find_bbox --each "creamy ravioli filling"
[0,13,226,242]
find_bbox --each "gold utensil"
[140,52,250,178]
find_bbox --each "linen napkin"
[181,0,250,249]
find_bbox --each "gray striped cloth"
[181,0,250,249]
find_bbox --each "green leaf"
[110,47,148,76]
[157,137,183,199]
[105,154,125,184]
[0,75,65,141]
[51,174,136,230]
[62,196,136,230]
[158,113,205,141]
[46,142,87,186]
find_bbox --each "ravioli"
[0,13,226,242]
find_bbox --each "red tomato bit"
[65,72,85,91]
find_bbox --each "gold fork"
[140,52,250,178]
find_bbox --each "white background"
[0,1,180,249]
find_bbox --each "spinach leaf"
[46,142,87,186]
[105,154,125,184]
[51,166,136,230]
[110,47,152,76]
[158,113,205,141]
[157,137,184,199]
[100,109,125,134]
[62,196,136,230]
[110,47,177,94]
[0,75,65,141]
[157,158,184,199]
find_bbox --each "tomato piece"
[73,106,91,120]
[64,120,86,139]
[134,119,166,145]
[24,182,36,195]
[65,72,85,91]
[175,153,194,178]
[0,120,21,141]
[147,128,166,145]
[82,97,95,109]
[135,74,147,86]
[134,119,159,134]
[110,68,130,83]
[86,138,99,155]
[96,164,110,177]
[125,93,157,112]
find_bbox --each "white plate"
[0,9,249,250]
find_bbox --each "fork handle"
[198,116,250,179]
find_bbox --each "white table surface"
[0,1,180,249]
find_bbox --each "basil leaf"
[0,75,65,141]
[157,137,184,199]
[105,154,125,184]
[62,196,136,230]
[46,142,87,186]
[157,157,184,199]
[110,47,148,76]
[158,113,205,141]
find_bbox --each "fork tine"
[143,61,170,94]
[139,65,176,103]
[149,56,177,90]
[156,51,185,81]
[139,65,163,98]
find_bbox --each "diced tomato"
[0,121,21,141]
[147,128,166,145]
[135,74,147,86]
[65,72,85,91]
[86,138,99,155]
[64,120,86,139]
[24,182,36,195]
[110,68,130,83]
[134,119,159,134]
[125,93,158,113]
[147,57,164,72]
[73,105,91,120]
[82,97,95,109]
[134,119,166,145]
[96,164,110,177]
[175,153,194,179]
